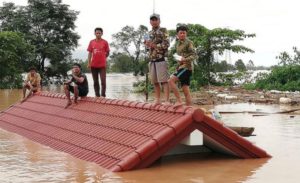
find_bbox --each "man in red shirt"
[87,27,110,97]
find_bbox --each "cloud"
[2,0,300,66]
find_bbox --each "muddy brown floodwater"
[1,73,300,183]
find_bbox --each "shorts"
[173,68,192,86]
[69,85,88,97]
[149,60,169,84]
[25,84,38,92]
[31,85,38,92]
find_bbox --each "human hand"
[63,81,71,85]
[145,41,155,48]
[145,40,151,48]
[35,91,41,95]
[180,57,187,64]
[150,42,156,49]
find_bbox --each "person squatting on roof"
[22,66,41,102]
[64,63,89,108]
[145,13,170,106]
[169,25,197,107]
[87,27,110,97]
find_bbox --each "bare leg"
[73,84,79,104]
[22,84,27,99]
[28,88,33,97]
[168,76,183,108]
[153,83,161,104]
[64,84,72,108]
[182,85,192,106]
[21,84,33,102]
[162,82,170,105]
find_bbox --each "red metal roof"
[0,92,270,171]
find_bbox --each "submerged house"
[0,92,270,171]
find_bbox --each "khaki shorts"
[149,61,169,84]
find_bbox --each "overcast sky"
[1,0,300,66]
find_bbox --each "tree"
[246,60,255,70]
[0,31,33,88]
[213,60,229,72]
[109,53,135,73]
[169,24,255,85]
[277,47,300,66]
[235,59,246,72]
[111,25,148,75]
[244,47,300,91]
[0,0,80,77]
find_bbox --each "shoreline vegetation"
[1,1,300,104]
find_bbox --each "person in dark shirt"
[64,63,89,108]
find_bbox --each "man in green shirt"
[169,25,197,107]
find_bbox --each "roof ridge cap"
[39,92,195,114]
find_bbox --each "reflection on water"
[42,73,145,101]
[1,74,300,182]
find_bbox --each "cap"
[150,13,160,20]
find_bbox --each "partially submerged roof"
[0,92,270,171]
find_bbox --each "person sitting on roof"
[22,66,41,102]
[64,63,89,108]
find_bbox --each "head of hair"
[176,25,188,33]
[73,63,81,69]
[94,27,103,33]
[29,66,36,72]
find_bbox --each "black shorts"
[69,85,88,97]
[173,68,192,86]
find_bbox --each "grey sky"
[1,0,300,66]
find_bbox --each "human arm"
[36,74,41,92]
[146,28,170,51]
[180,42,197,64]
[87,40,93,68]
[106,41,110,57]
[24,73,30,85]
[155,28,170,51]
[72,72,85,84]
[87,52,92,68]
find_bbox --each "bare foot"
[151,101,161,108]
[21,94,31,103]
[64,101,72,108]
[20,98,27,103]
[162,101,172,106]
[173,102,183,109]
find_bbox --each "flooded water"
[1,74,300,183]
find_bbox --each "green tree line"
[0,0,79,88]
[2,0,295,92]
[110,23,256,90]
[244,47,300,91]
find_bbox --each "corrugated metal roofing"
[0,92,270,171]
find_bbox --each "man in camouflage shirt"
[145,13,170,106]
[169,25,197,107]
